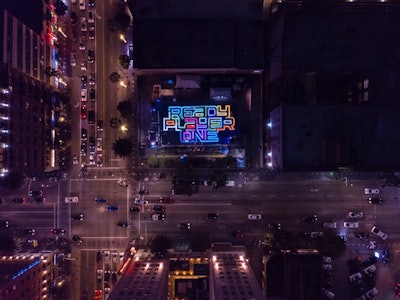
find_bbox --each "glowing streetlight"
[120,125,128,132]
[120,34,127,43]
[120,81,127,88]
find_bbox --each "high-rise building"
[264,0,400,170]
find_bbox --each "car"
[96,139,102,152]
[88,10,95,23]
[88,154,95,165]
[96,251,102,263]
[268,222,282,230]
[65,196,79,203]
[322,288,335,300]
[89,72,95,85]
[348,211,363,219]
[73,153,79,165]
[138,189,149,195]
[349,272,362,283]
[160,196,174,204]
[363,264,376,276]
[382,249,390,263]
[179,222,191,231]
[151,213,165,221]
[302,215,318,223]
[129,206,140,213]
[0,220,9,228]
[81,104,87,119]
[371,226,388,240]
[322,256,332,264]
[81,141,87,154]
[207,213,219,220]
[310,232,324,238]
[368,197,383,204]
[117,221,129,227]
[322,264,332,271]
[234,230,246,238]
[81,128,87,140]
[81,89,87,101]
[344,222,359,228]
[71,213,84,221]
[88,26,95,39]
[153,205,165,213]
[133,198,148,205]
[12,198,24,203]
[96,269,103,281]
[80,59,87,71]
[80,17,87,31]
[88,49,95,63]
[70,11,77,25]
[355,232,369,239]
[51,228,65,235]
[79,36,86,50]
[79,0,85,10]
[22,228,35,235]
[81,74,87,87]
[364,188,379,195]
[88,110,95,124]
[323,222,337,229]
[32,196,45,203]
[70,51,77,66]
[95,197,107,204]
[97,120,103,131]
[118,178,129,187]
[364,287,378,298]
[96,154,103,167]
[112,271,118,285]
[30,190,43,197]
[104,270,111,282]
[89,136,95,153]
[106,205,119,211]
[89,88,95,101]
[248,213,262,220]
[88,0,95,7]
[72,235,83,245]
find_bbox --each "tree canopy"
[112,138,133,158]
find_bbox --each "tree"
[109,72,121,83]
[0,171,25,191]
[110,117,122,129]
[148,234,171,257]
[54,0,68,16]
[107,11,130,33]
[118,54,131,69]
[112,138,133,158]
[117,100,133,119]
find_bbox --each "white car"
[118,178,129,187]
[70,52,77,67]
[323,222,337,229]
[134,198,148,206]
[96,269,102,280]
[348,211,363,219]
[81,89,87,102]
[349,272,362,283]
[364,188,379,195]
[248,214,262,221]
[344,222,359,228]
[370,226,388,240]
[89,154,95,165]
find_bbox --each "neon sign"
[163,105,235,143]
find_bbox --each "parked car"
[248,213,262,221]
[95,198,107,204]
[207,213,219,220]
[80,17,87,31]
[348,211,363,219]
[349,272,362,283]
[106,205,119,211]
[371,226,388,240]
[89,26,95,39]
[302,215,318,223]
[88,49,95,63]
[364,188,379,195]
[133,198,148,205]
[323,222,337,229]
[151,213,165,221]
[79,36,86,50]
[88,10,95,23]
[81,89,87,101]
[344,222,359,228]
[368,197,383,204]
[97,120,103,131]
[71,213,84,221]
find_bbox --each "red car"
[160,196,174,204]
[81,104,87,119]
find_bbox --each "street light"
[119,34,127,43]
[120,125,128,132]
[120,81,127,88]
